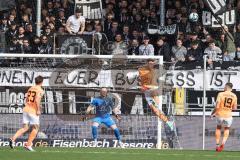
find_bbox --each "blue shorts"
[93,116,116,127]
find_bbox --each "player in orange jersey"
[211,82,237,152]
[9,75,44,151]
[138,59,174,131]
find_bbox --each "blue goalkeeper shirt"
[90,96,115,117]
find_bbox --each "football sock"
[215,128,221,145]
[92,126,98,140]
[114,128,121,141]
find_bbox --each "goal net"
[0,54,180,149]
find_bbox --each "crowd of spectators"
[1,0,240,65]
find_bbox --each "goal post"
[0,53,172,149]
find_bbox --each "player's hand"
[210,114,215,120]
[115,115,122,121]
[36,110,41,116]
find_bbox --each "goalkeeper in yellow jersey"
[138,59,174,131]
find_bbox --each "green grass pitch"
[0,147,240,160]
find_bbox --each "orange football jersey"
[23,85,44,115]
[215,91,237,118]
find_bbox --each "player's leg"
[92,117,101,146]
[145,90,174,130]
[218,117,232,152]
[215,125,221,151]
[9,124,29,149]
[24,124,39,151]
[105,117,124,148]
[24,113,40,151]
[9,112,30,149]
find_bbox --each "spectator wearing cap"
[66,8,85,35]
[5,22,17,45]
[128,39,139,55]
[155,37,172,62]
[204,40,222,65]
[186,41,203,62]
[55,8,66,30]
[171,38,187,62]
[139,36,154,56]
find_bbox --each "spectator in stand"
[66,8,85,35]
[128,39,139,55]
[222,25,236,61]
[7,14,16,27]
[5,22,17,45]
[55,8,66,31]
[155,37,172,62]
[8,37,21,53]
[38,35,52,54]
[57,26,66,35]
[184,32,204,51]
[83,23,94,35]
[16,26,26,44]
[106,20,120,41]
[133,14,144,31]
[20,14,31,30]
[234,23,240,47]
[20,38,32,54]
[32,36,41,53]
[204,40,222,66]
[0,17,8,32]
[235,45,240,60]
[202,34,214,50]
[112,33,127,55]
[171,38,187,63]
[104,12,114,32]
[43,25,54,42]
[122,25,131,46]
[47,1,54,16]
[139,36,154,56]
[216,33,227,54]
[186,41,203,62]
[25,24,35,44]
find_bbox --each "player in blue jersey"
[86,87,124,148]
